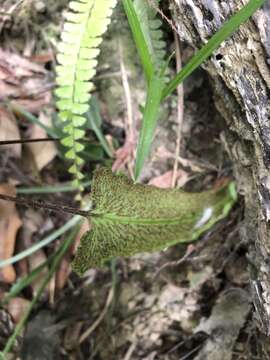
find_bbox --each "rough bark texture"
[170,0,270,340]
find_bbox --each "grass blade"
[86,98,113,158]
[162,0,265,99]
[122,0,154,83]
[10,104,58,138]
[17,180,91,194]
[0,216,81,268]
[135,74,164,180]
[3,260,50,303]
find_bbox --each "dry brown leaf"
[0,61,18,84]
[0,80,19,98]
[155,146,205,173]
[177,156,205,173]
[7,297,31,323]
[0,49,46,78]
[0,107,21,157]
[30,53,54,64]
[55,255,71,291]
[0,49,51,112]
[28,249,49,296]
[12,94,52,114]
[56,215,91,289]
[148,170,189,188]
[18,209,50,294]
[27,112,57,170]
[72,219,91,255]
[112,139,135,173]
[0,184,22,283]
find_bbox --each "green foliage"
[162,0,265,99]
[123,0,168,179]
[133,0,166,70]
[72,168,236,275]
[86,97,113,158]
[123,0,265,179]
[122,0,154,82]
[134,72,165,180]
[55,0,117,192]
[56,0,264,184]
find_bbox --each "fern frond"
[133,0,166,70]
[55,0,117,193]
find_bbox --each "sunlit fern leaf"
[133,0,166,70]
[55,0,117,193]
[72,167,236,275]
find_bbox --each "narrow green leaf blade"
[122,0,154,83]
[162,0,265,99]
[135,73,164,180]
[86,97,113,158]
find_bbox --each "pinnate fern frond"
[55,0,117,192]
[133,0,166,70]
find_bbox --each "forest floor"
[0,1,262,359]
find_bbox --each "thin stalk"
[0,215,80,268]
[0,194,89,218]
[0,138,59,145]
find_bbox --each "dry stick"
[79,287,114,344]
[0,138,59,145]
[119,42,135,178]
[145,0,185,186]
[0,138,99,146]
[171,32,184,187]
[152,244,195,281]
[146,0,181,36]
[123,341,137,360]
[0,193,89,218]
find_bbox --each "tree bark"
[170,0,270,343]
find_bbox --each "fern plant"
[55,0,117,194]
[55,0,264,187]
[133,0,166,72]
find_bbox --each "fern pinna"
[55,0,117,194]
[133,0,166,71]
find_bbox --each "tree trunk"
[170,0,270,351]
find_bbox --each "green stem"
[17,180,91,194]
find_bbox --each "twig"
[146,0,181,36]
[119,41,135,178]
[123,341,137,360]
[171,32,184,188]
[79,287,114,344]
[179,343,203,360]
[152,245,195,280]
[0,138,59,145]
